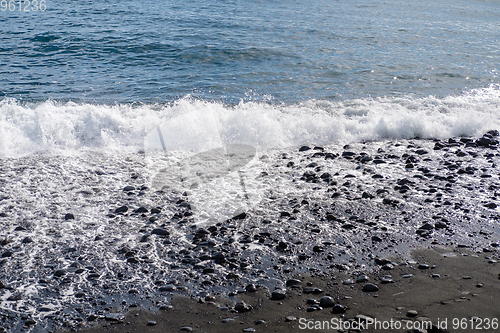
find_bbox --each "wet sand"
[69,247,500,333]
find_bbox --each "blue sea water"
[0,0,499,155]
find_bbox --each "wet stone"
[235,301,253,313]
[319,296,335,308]
[407,310,418,317]
[242,328,256,332]
[356,275,369,283]
[271,289,286,300]
[147,321,157,326]
[105,313,124,321]
[180,327,193,332]
[331,304,347,314]
[286,279,301,287]
[362,283,379,292]
[245,284,257,292]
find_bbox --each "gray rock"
[362,283,379,292]
[407,310,418,317]
[356,275,369,283]
[271,289,286,300]
[235,301,253,313]
[319,296,335,307]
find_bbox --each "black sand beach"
[1,132,500,332]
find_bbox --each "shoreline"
[1,132,500,332]
[63,246,500,333]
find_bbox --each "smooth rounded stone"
[135,207,149,213]
[235,301,253,313]
[105,313,124,321]
[147,321,157,326]
[431,274,441,278]
[418,263,430,269]
[180,327,193,332]
[286,279,301,287]
[114,206,128,214]
[221,318,235,323]
[87,314,98,321]
[488,259,497,264]
[255,319,267,325]
[123,186,135,192]
[242,328,256,332]
[299,146,311,152]
[64,213,75,220]
[462,276,472,279]
[362,283,379,292]
[302,286,322,294]
[476,283,484,288]
[407,310,418,317]
[402,274,413,278]
[306,307,317,312]
[319,296,335,308]
[245,284,257,292]
[271,289,286,300]
[382,263,394,270]
[285,316,296,322]
[331,304,347,314]
[343,279,355,285]
[22,237,33,244]
[53,269,66,277]
[356,275,369,283]
[152,228,170,236]
[306,298,319,305]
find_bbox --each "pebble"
[343,279,355,285]
[255,319,267,324]
[356,275,369,283]
[221,318,235,323]
[64,213,74,220]
[319,296,335,307]
[271,289,286,300]
[246,284,257,292]
[105,313,124,321]
[242,328,256,332]
[362,283,379,292]
[407,310,418,317]
[235,301,253,313]
[285,316,296,322]
[147,321,157,326]
[286,279,301,287]
[331,304,347,314]
[180,327,193,332]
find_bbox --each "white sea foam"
[1,84,499,158]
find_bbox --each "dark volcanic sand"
[1,132,500,332]
[65,247,500,333]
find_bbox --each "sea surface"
[1,0,500,157]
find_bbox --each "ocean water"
[1,0,500,157]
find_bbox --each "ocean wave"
[1,84,499,158]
